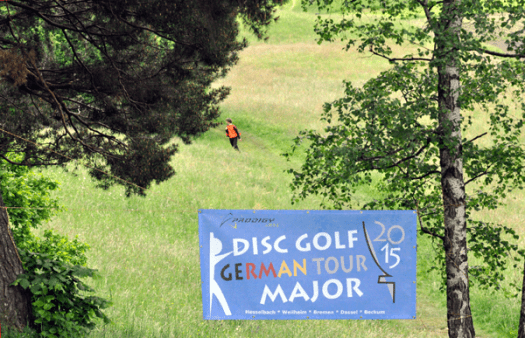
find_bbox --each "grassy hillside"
[14,1,524,337]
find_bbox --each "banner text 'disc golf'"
[199,210,417,320]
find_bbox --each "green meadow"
[10,1,525,337]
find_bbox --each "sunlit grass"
[34,143,449,338]
[11,2,524,338]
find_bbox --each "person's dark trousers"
[229,137,240,151]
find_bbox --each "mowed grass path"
[33,2,524,337]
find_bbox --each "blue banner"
[198,210,417,320]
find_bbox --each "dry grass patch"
[215,42,427,134]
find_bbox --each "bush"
[13,249,111,338]
[18,230,90,268]
[0,154,62,246]
[1,154,111,337]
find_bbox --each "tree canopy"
[0,0,288,332]
[0,0,285,194]
[285,0,525,336]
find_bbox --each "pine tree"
[0,0,286,331]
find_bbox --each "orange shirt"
[225,124,240,138]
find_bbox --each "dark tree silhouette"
[0,0,286,330]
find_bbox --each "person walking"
[225,118,241,151]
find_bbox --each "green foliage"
[0,0,288,196]
[0,153,62,245]
[18,230,90,268]
[1,154,109,337]
[12,249,111,338]
[285,0,525,295]
[466,221,524,294]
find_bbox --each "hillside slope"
[31,2,524,337]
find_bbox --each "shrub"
[1,154,111,337]
[13,249,111,338]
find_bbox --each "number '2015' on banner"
[198,210,417,320]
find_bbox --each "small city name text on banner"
[198,210,417,320]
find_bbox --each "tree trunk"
[518,260,525,337]
[0,188,33,331]
[437,1,475,337]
